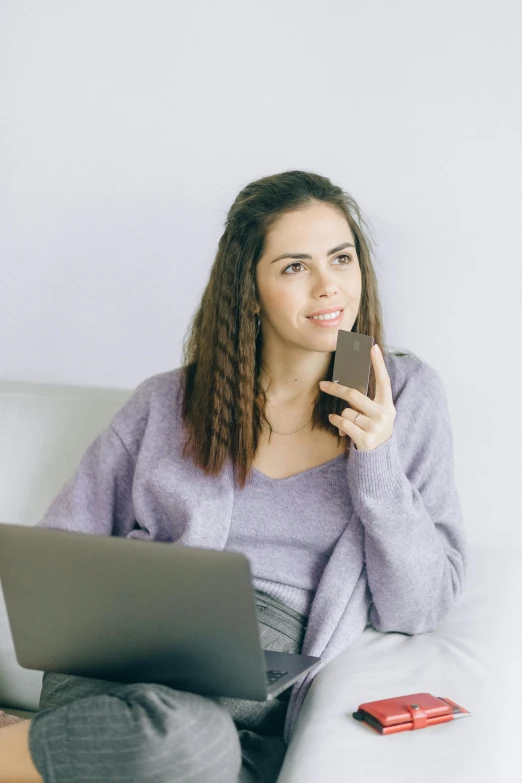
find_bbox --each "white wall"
[1,0,521,551]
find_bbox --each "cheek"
[344,277,362,307]
[264,287,300,320]
[349,288,362,306]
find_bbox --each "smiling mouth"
[306,308,345,321]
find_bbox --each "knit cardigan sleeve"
[346,359,468,635]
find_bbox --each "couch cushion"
[278,545,522,783]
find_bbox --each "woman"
[2,170,468,783]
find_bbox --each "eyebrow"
[270,241,356,264]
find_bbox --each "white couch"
[1,378,521,782]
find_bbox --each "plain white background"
[1,0,520,551]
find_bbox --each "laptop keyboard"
[266,669,288,685]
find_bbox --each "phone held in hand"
[331,330,374,397]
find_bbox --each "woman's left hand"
[319,343,396,452]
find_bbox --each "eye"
[281,254,354,275]
[281,254,353,275]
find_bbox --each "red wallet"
[352,692,472,735]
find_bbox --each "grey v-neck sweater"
[226,454,351,617]
[35,352,468,745]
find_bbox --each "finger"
[329,411,366,432]
[324,382,377,417]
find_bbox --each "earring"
[254,312,260,337]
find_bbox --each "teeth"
[310,310,342,321]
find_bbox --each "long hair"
[180,170,416,488]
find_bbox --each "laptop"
[0,522,321,701]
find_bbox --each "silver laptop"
[0,522,321,701]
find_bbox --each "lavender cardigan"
[36,352,468,745]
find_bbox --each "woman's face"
[255,201,362,353]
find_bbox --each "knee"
[108,683,242,783]
[39,670,122,711]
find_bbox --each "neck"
[258,352,332,409]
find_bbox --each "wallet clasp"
[406,702,428,730]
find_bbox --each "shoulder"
[129,366,185,407]
[109,367,185,457]
[382,351,459,498]
[383,350,445,408]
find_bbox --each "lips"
[306,308,345,319]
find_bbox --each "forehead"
[266,203,353,245]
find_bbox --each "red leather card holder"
[352,692,471,735]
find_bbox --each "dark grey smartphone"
[331,330,375,397]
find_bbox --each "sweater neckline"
[251,452,346,482]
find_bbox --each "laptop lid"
[0,523,320,701]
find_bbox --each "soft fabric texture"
[31,683,242,783]
[34,352,469,745]
[226,454,350,616]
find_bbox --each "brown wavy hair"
[179,170,415,488]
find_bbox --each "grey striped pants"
[28,590,308,783]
